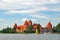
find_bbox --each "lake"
[0,33,60,40]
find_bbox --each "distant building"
[13,20,52,33]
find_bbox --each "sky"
[0,0,60,30]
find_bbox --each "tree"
[36,24,41,33]
[27,25,33,33]
[1,27,15,33]
[56,23,60,32]
[52,26,57,32]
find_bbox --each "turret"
[24,20,29,25]
[46,22,52,32]
[47,22,52,29]
[13,23,17,29]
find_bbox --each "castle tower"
[13,23,17,32]
[13,23,17,29]
[46,22,52,32]
[24,20,29,31]
[28,20,32,25]
[24,20,29,25]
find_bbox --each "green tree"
[56,23,60,32]
[52,26,57,32]
[37,24,41,33]
[27,25,33,33]
[1,27,15,33]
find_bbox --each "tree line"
[52,23,60,33]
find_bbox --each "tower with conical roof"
[24,20,29,25]
[46,22,52,32]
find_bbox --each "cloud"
[49,0,59,3]
[5,10,35,15]
[21,18,36,24]
[2,0,59,4]
[29,14,49,19]
[48,8,60,12]
[2,0,34,4]
[0,0,59,14]
[0,0,59,9]
[5,6,48,15]
[21,18,29,22]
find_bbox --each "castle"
[13,20,52,33]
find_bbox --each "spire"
[47,21,52,28]
[24,20,29,25]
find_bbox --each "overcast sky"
[0,0,60,30]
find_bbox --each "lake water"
[0,34,60,40]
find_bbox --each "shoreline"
[0,32,60,34]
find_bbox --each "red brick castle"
[13,20,52,33]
